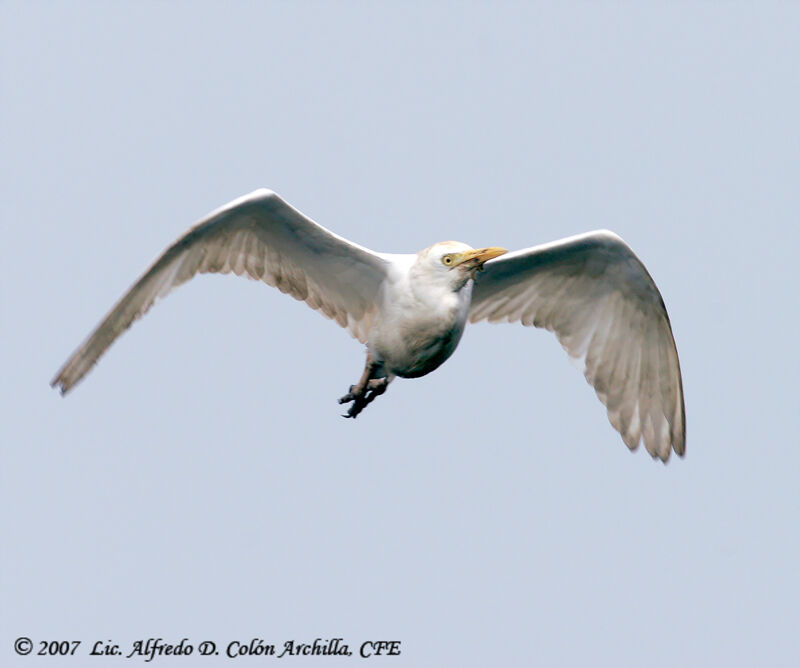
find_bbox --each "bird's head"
[415,241,508,291]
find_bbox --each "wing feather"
[52,189,388,394]
[470,230,685,461]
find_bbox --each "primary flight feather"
[52,189,685,461]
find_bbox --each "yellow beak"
[453,246,508,268]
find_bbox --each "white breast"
[368,265,473,378]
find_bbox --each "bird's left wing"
[469,231,684,461]
[52,189,389,394]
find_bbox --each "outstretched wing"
[470,230,685,461]
[52,189,389,394]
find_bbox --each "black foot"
[339,378,389,419]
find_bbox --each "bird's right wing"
[469,231,684,461]
[52,189,389,394]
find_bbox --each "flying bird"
[52,189,685,461]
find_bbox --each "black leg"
[338,354,393,418]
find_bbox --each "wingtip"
[621,429,684,464]
[50,368,74,396]
[654,438,686,464]
[50,376,67,396]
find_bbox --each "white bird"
[52,189,685,461]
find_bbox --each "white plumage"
[52,189,685,461]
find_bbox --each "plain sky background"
[2,2,799,666]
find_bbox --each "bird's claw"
[338,378,389,419]
[338,386,357,404]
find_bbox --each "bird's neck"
[404,270,472,330]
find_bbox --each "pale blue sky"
[2,2,799,666]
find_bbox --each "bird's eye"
[442,255,454,266]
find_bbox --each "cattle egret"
[52,189,685,461]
